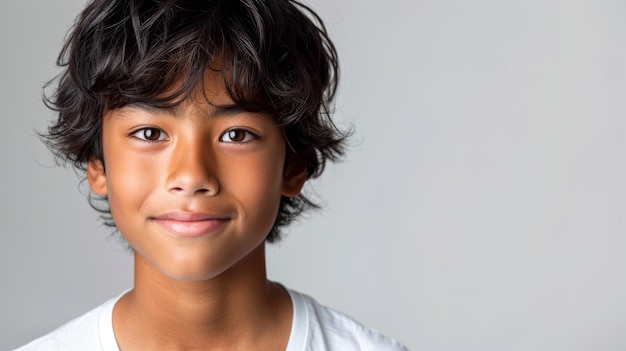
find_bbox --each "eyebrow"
[124,102,246,118]
[211,103,245,116]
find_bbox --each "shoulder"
[286,289,409,351]
[13,293,122,351]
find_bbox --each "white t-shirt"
[15,288,408,351]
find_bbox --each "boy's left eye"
[131,127,169,141]
[220,129,257,143]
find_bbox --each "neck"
[113,244,293,350]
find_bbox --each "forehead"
[174,68,234,107]
[107,67,235,113]
[108,69,279,123]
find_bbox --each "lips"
[151,212,230,237]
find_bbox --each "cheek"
[105,154,159,228]
[245,171,282,215]
[223,154,285,225]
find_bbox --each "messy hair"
[43,0,347,242]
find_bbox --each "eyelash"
[130,127,257,144]
[219,128,258,143]
[130,127,169,142]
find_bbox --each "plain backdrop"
[2,1,626,350]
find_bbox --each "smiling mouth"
[151,212,230,237]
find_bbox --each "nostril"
[165,166,219,195]
[167,186,214,195]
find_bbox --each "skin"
[87,71,307,350]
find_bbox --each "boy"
[18,0,408,350]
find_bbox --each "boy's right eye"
[131,127,169,141]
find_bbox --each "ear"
[281,159,307,197]
[87,158,108,195]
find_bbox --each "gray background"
[2,1,626,350]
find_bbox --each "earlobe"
[281,160,307,197]
[87,158,108,195]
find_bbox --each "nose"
[165,135,219,196]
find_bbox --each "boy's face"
[87,71,306,281]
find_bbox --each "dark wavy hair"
[43,0,347,242]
